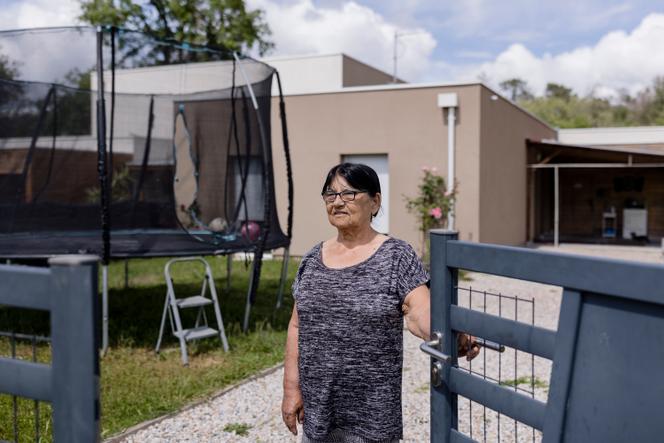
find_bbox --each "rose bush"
[404,166,456,262]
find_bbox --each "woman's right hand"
[282,387,304,435]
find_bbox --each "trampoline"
[0,26,294,346]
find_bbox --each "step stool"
[155,257,229,365]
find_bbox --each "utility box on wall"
[623,208,647,239]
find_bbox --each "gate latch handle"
[419,331,451,363]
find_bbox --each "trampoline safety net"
[0,26,291,260]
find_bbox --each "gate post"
[429,230,458,443]
[50,255,101,443]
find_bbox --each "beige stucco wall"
[271,85,482,256]
[478,87,556,245]
[341,55,403,87]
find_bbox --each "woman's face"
[323,175,381,231]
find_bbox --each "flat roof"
[559,126,664,146]
[262,52,398,79]
[281,80,556,131]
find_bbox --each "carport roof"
[533,139,664,158]
[527,139,664,169]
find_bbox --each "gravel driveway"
[113,244,663,443]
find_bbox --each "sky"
[2,0,664,98]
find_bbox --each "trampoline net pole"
[233,52,273,326]
[275,246,290,310]
[275,71,294,240]
[95,26,111,265]
[102,264,109,355]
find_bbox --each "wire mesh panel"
[0,329,53,442]
[455,286,552,443]
[0,26,290,259]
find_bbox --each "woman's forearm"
[283,311,300,392]
[406,304,430,340]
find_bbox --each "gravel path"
[114,244,661,443]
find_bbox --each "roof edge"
[532,139,664,158]
[279,80,557,131]
[477,84,556,132]
[559,126,664,134]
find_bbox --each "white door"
[342,154,389,234]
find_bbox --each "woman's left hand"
[457,333,481,361]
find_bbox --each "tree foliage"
[0,48,22,103]
[0,51,19,80]
[504,77,664,128]
[79,0,273,59]
[499,78,534,101]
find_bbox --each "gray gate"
[0,256,100,442]
[425,230,664,443]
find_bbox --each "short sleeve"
[291,248,315,301]
[395,243,430,303]
[291,260,305,301]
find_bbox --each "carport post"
[429,229,458,443]
[554,166,559,247]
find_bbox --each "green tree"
[513,77,664,128]
[499,78,534,101]
[0,51,19,80]
[631,76,664,125]
[520,94,623,128]
[79,0,273,61]
[0,49,25,137]
[55,69,93,135]
[0,48,21,101]
[545,82,573,101]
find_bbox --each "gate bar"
[0,358,52,401]
[450,305,556,359]
[448,368,546,430]
[446,241,664,302]
[0,266,52,310]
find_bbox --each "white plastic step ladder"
[155,257,229,365]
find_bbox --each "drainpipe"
[437,93,458,230]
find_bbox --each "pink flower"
[429,207,443,219]
[431,167,438,173]
[421,166,430,172]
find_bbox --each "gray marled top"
[293,237,430,442]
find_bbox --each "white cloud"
[465,13,664,98]
[0,0,80,30]
[0,1,93,85]
[248,0,437,81]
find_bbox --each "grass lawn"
[0,254,298,442]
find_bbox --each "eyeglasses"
[321,189,367,203]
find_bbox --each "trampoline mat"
[0,229,290,259]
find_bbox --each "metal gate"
[424,230,664,443]
[0,256,100,442]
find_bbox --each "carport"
[527,140,664,245]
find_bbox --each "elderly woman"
[282,163,479,442]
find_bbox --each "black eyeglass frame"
[321,189,368,203]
